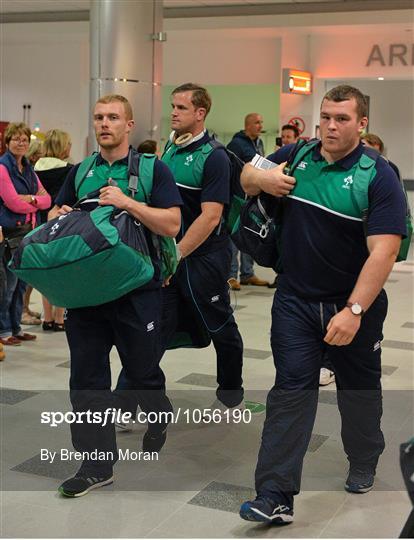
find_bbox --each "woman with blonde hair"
[26,139,44,166]
[35,129,73,332]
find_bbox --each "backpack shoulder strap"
[162,139,173,158]
[209,139,245,169]
[138,153,156,203]
[343,147,380,224]
[208,139,224,151]
[128,148,156,203]
[74,153,98,195]
[358,147,379,169]
[355,147,379,184]
[288,139,319,174]
[191,140,214,157]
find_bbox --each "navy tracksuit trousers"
[66,288,172,476]
[161,242,244,407]
[255,288,387,507]
[115,242,244,416]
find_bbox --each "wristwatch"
[346,302,364,316]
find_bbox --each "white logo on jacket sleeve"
[147,321,155,332]
[211,295,220,303]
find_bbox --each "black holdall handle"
[73,147,141,216]
[72,188,103,210]
[73,178,121,210]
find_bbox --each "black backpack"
[231,139,312,272]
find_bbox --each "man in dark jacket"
[227,113,265,162]
[227,113,268,289]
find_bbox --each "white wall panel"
[163,32,281,85]
[1,22,89,162]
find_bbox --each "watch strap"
[346,302,364,316]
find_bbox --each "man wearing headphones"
[160,83,244,415]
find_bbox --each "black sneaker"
[240,496,293,524]
[143,429,167,453]
[58,474,113,498]
[345,466,375,494]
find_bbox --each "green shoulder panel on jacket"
[74,153,153,204]
[161,142,214,189]
[288,142,377,221]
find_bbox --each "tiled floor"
[0,259,413,538]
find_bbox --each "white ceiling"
[164,0,344,5]
[0,0,326,13]
[1,0,412,29]
[0,0,86,12]
[0,0,404,13]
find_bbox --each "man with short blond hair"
[50,94,182,497]
[96,93,133,120]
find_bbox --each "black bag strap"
[285,138,319,176]
[127,147,157,203]
[127,147,139,198]
[208,138,245,169]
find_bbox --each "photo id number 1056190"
[183,408,252,424]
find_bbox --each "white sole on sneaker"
[319,368,335,386]
[59,476,114,498]
[250,507,293,524]
[344,483,373,494]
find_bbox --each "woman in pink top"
[0,123,51,346]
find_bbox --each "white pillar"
[89,0,164,152]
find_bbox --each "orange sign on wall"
[282,69,312,95]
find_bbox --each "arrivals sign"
[366,43,414,66]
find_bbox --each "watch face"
[351,303,362,315]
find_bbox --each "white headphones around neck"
[169,130,206,148]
